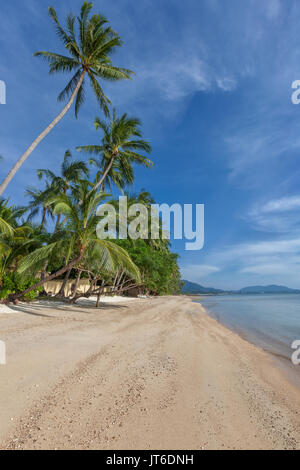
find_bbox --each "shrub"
[0,273,43,301]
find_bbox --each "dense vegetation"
[0,2,181,304]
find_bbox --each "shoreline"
[0,295,300,449]
[193,298,300,391]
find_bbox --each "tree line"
[0,2,182,304]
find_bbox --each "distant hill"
[182,280,225,294]
[238,285,300,294]
[182,280,300,295]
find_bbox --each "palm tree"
[0,1,133,196]
[0,159,14,235]
[77,110,153,194]
[0,199,26,236]
[11,186,140,301]
[37,150,89,194]
[0,201,42,283]
[109,190,170,251]
[90,158,134,193]
[25,184,55,229]
[0,216,14,237]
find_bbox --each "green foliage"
[0,4,183,303]
[77,110,153,193]
[0,272,43,301]
[115,239,181,296]
[35,2,133,117]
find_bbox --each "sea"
[195,294,300,362]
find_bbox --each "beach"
[0,295,299,450]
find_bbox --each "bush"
[0,273,43,301]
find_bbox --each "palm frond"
[17,242,58,275]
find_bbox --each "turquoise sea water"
[196,294,300,360]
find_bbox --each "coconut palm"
[109,190,170,251]
[90,158,134,193]
[25,184,56,229]
[0,200,43,283]
[0,223,44,282]
[12,187,140,301]
[37,150,89,194]
[0,199,25,236]
[0,159,14,235]
[0,1,133,196]
[0,216,13,237]
[37,150,90,227]
[77,110,153,194]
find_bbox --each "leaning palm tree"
[0,1,133,196]
[77,110,153,194]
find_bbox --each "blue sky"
[1,0,300,289]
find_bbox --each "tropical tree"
[115,238,182,296]
[0,215,14,236]
[0,199,25,236]
[89,158,134,193]
[37,150,89,227]
[108,190,170,251]
[0,159,14,235]
[37,150,89,194]
[6,187,140,302]
[25,184,55,229]
[0,201,45,292]
[0,1,133,196]
[77,110,153,194]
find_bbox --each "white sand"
[0,296,140,315]
[0,305,15,314]
[0,296,300,450]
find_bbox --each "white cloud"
[216,77,237,91]
[195,236,300,288]
[260,196,300,213]
[247,195,300,233]
[241,261,299,275]
[181,264,221,282]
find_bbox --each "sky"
[1,0,300,289]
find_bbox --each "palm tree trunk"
[40,208,47,229]
[56,267,72,297]
[55,214,61,230]
[96,291,101,308]
[60,154,117,227]
[96,280,105,307]
[0,71,86,196]
[41,260,48,281]
[71,269,82,299]
[89,154,116,195]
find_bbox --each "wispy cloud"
[194,236,300,288]
[260,196,300,213]
[247,195,300,233]
[181,264,221,283]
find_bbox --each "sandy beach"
[0,295,299,450]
